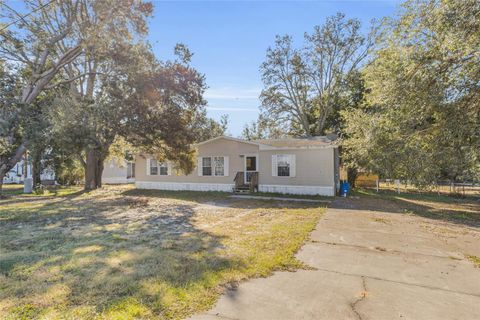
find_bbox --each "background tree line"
[246,0,479,187]
[0,0,227,193]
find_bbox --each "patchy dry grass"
[467,255,480,268]
[0,185,324,319]
[351,188,480,227]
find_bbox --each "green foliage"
[54,157,84,186]
[33,184,45,195]
[342,0,480,185]
[242,115,284,140]
[0,64,23,164]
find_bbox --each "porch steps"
[233,185,251,194]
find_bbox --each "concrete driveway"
[190,197,480,320]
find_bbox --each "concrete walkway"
[190,198,480,320]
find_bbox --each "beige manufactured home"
[102,159,135,184]
[135,136,339,196]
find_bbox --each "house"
[135,136,339,196]
[3,158,55,184]
[102,159,135,184]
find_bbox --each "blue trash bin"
[340,181,350,197]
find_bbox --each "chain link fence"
[373,179,480,196]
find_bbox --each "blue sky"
[149,0,402,136]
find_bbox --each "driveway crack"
[350,276,368,320]
[206,312,239,320]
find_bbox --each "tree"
[110,58,212,176]
[259,13,376,137]
[0,63,22,193]
[49,43,214,189]
[0,0,154,189]
[190,113,229,142]
[241,114,285,140]
[0,0,81,184]
[341,0,480,186]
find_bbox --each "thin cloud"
[205,86,261,100]
[206,106,259,112]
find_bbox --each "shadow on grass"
[0,191,242,318]
[0,186,87,206]
[335,188,480,228]
[0,184,325,318]
[121,188,326,210]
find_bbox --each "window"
[159,162,168,176]
[246,156,256,171]
[150,159,158,175]
[202,157,212,176]
[277,155,290,177]
[200,156,226,176]
[213,156,224,176]
[150,159,169,176]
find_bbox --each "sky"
[148,0,402,136]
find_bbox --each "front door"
[245,155,257,183]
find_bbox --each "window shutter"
[197,157,203,176]
[167,161,172,176]
[224,156,229,176]
[146,157,150,176]
[271,155,278,177]
[290,154,296,177]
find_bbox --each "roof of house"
[253,137,336,148]
[195,135,261,146]
[195,135,338,149]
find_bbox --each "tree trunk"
[96,156,104,189]
[84,148,106,190]
[0,175,4,197]
[347,167,358,188]
[32,151,42,187]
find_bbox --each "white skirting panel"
[258,184,335,196]
[103,177,135,184]
[136,181,234,192]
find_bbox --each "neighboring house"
[102,159,135,184]
[3,158,55,184]
[135,136,339,196]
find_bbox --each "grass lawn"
[350,188,480,227]
[0,185,325,319]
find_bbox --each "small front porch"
[233,171,259,193]
[233,154,259,193]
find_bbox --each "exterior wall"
[3,160,55,184]
[258,185,334,196]
[135,138,259,185]
[135,137,337,196]
[102,160,135,184]
[334,147,340,194]
[259,148,335,186]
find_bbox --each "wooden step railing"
[234,171,245,189]
[233,171,259,192]
[249,171,259,192]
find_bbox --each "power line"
[0,0,57,32]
